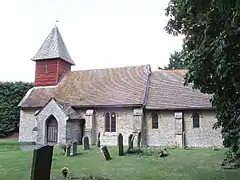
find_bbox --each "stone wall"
[19,109,37,142]
[66,120,82,143]
[94,108,137,146]
[35,99,68,144]
[145,111,176,147]
[184,110,223,148]
[145,110,223,148]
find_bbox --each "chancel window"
[152,112,158,129]
[105,112,116,132]
[193,112,200,128]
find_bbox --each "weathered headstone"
[100,146,111,161]
[97,132,101,147]
[183,131,186,149]
[118,133,124,156]
[70,141,78,156]
[83,136,90,150]
[137,131,141,148]
[30,145,53,180]
[127,134,134,152]
[65,145,71,156]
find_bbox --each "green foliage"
[165,0,240,165]
[0,81,32,137]
[160,51,186,70]
[1,144,240,180]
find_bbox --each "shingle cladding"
[31,26,75,65]
[146,70,213,110]
[20,65,151,108]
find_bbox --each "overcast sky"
[0,0,183,82]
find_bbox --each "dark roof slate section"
[19,65,151,108]
[31,26,75,65]
[146,70,213,110]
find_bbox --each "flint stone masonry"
[35,99,68,144]
[133,108,143,147]
[146,110,223,148]
[19,109,38,143]
[66,120,82,143]
[94,108,134,146]
[85,109,95,145]
[184,111,223,148]
[19,105,223,148]
[174,112,183,147]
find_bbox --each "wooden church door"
[46,116,58,143]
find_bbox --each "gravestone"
[127,134,134,152]
[30,145,53,180]
[97,132,101,147]
[100,146,111,161]
[137,131,141,148]
[83,136,90,150]
[70,141,78,156]
[65,145,71,156]
[118,133,124,156]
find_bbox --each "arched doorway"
[46,115,58,143]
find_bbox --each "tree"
[160,51,185,70]
[0,81,32,137]
[165,0,240,166]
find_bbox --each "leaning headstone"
[83,136,90,150]
[30,145,54,180]
[65,145,71,157]
[70,141,78,156]
[118,133,124,156]
[97,132,101,147]
[100,146,111,161]
[137,132,141,148]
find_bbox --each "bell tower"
[32,26,75,86]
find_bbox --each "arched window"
[193,112,200,128]
[111,112,116,132]
[105,112,117,132]
[152,112,158,129]
[105,112,110,132]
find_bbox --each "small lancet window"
[44,64,48,74]
[105,112,110,132]
[152,112,158,129]
[105,112,117,132]
[193,112,200,128]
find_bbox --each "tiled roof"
[31,26,75,65]
[19,65,150,108]
[56,100,83,119]
[146,70,213,110]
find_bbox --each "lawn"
[0,140,239,180]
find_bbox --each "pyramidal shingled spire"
[31,26,75,65]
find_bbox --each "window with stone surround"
[193,112,200,128]
[152,112,158,129]
[105,112,116,132]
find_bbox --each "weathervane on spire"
[55,20,59,27]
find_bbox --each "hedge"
[0,81,32,137]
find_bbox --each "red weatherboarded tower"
[32,26,75,86]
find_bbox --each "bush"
[0,81,32,137]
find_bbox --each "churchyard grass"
[0,140,240,180]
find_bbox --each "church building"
[18,26,223,148]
